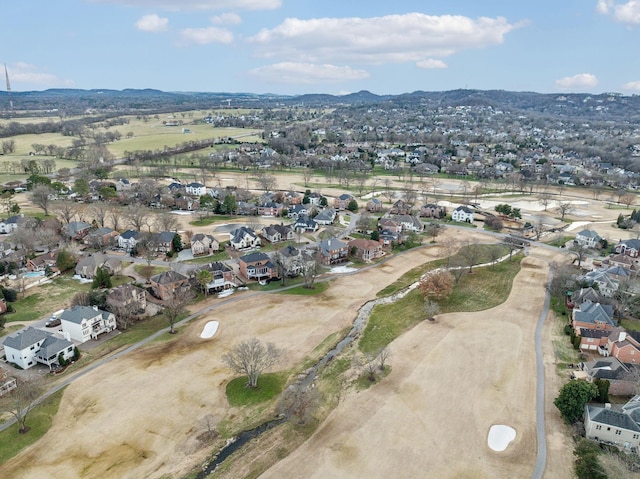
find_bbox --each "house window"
[596,425,602,430]
[30,345,35,350]
[67,347,73,352]
[616,430,622,435]
[634,434,639,439]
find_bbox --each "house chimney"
[620,331,627,342]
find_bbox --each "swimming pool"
[23,271,45,278]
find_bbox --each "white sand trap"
[200,321,219,339]
[218,289,234,298]
[329,265,358,274]
[488,425,516,452]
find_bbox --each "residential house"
[153,231,176,253]
[287,204,309,219]
[585,397,640,450]
[149,271,190,301]
[106,284,147,315]
[257,201,284,217]
[64,221,92,240]
[334,193,355,210]
[236,201,257,216]
[190,233,219,256]
[366,198,383,212]
[276,245,316,277]
[572,300,616,334]
[27,249,60,272]
[578,329,611,353]
[452,206,475,223]
[2,327,74,370]
[84,227,119,248]
[604,329,640,364]
[0,215,22,234]
[115,178,132,192]
[379,229,400,247]
[307,192,324,206]
[606,253,637,271]
[118,230,139,251]
[175,196,199,211]
[284,191,302,205]
[60,305,117,343]
[229,226,261,250]
[420,204,446,219]
[314,208,337,226]
[293,215,318,233]
[262,224,295,243]
[390,199,412,215]
[616,239,640,258]
[582,268,626,297]
[348,239,383,262]
[394,215,424,233]
[238,252,278,281]
[577,358,638,396]
[378,218,402,234]
[75,253,122,279]
[196,262,237,291]
[575,229,603,248]
[318,238,349,265]
[186,182,206,196]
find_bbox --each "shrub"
[1,288,17,302]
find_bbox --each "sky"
[3,0,640,96]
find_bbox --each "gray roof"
[319,238,347,252]
[577,229,601,239]
[3,326,47,350]
[574,301,615,326]
[60,305,105,324]
[230,226,257,244]
[239,252,270,264]
[454,206,474,214]
[39,335,73,359]
[587,405,640,432]
[150,270,188,285]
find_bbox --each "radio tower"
[4,64,13,111]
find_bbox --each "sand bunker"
[488,425,516,452]
[200,321,219,339]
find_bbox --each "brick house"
[238,252,278,281]
[348,238,384,262]
[149,271,190,301]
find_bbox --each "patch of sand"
[200,321,219,339]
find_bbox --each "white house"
[0,215,22,234]
[229,226,261,250]
[452,206,474,223]
[186,182,206,196]
[2,327,74,370]
[575,229,602,248]
[584,397,640,451]
[118,230,139,251]
[60,305,116,343]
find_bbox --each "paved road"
[531,266,554,479]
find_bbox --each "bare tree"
[155,211,180,232]
[222,338,283,388]
[255,172,278,192]
[301,168,313,187]
[377,347,390,371]
[163,287,193,334]
[30,185,55,216]
[569,244,589,268]
[533,215,547,240]
[539,192,552,212]
[278,384,318,425]
[619,192,636,209]
[91,202,110,228]
[0,379,42,433]
[460,241,483,272]
[557,201,574,221]
[108,207,122,231]
[360,353,379,382]
[425,222,443,242]
[419,270,454,300]
[125,205,150,232]
[54,201,77,225]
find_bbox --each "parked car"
[45,318,61,328]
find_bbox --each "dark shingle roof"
[3,327,47,350]
[588,406,640,432]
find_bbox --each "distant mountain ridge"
[1,88,639,121]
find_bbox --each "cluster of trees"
[494,203,522,219]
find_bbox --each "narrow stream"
[198,281,420,478]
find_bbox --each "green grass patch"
[225,373,286,407]
[301,326,351,370]
[376,258,446,297]
[110,275,132,287]
[355,366,392,391]
[189,215,240,226]
[0,324,23,338]
[621,318,640,332]
[132,264,170,277]
[6,275,92,323]
[362,256,522,354]
[545,235,573,247]
[183,251,230,264]
[277,282,329,295]
[0,387,66,465]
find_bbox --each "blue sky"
[3,0,640,95]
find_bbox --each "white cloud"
[87,0,280,11]
[597,0,640,24]
[135,13,169,32]
[554,73,599,91]
[248,13,518,65]
[623,80,640,90]
[179,27,233,45]
[9,62,75,88]
[249,62,370,84]
[210,13,242,25]
[416,59,448,69]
